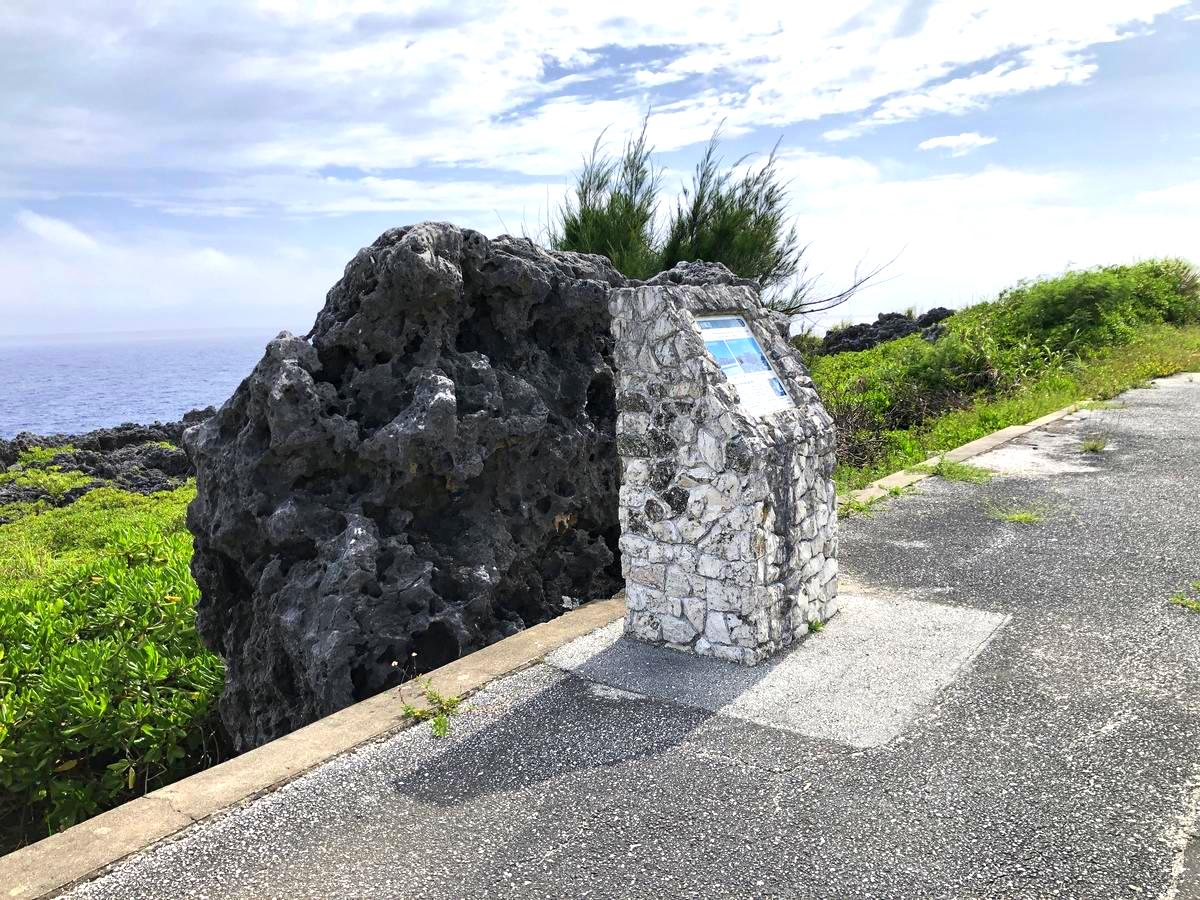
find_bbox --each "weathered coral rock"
[0,410,212,518]
[185,223,627,750]
[821,307,955,355]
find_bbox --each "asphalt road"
[66,374,1200,900]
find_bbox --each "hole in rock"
[409,620,460,673]
[585,371,616,424]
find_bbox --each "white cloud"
[1134,180,1200,207]
[0,213,345,335]
[917,132,999,156]
[0,1,1194,338]
[0,0,1186,192]
[15,209,99,252]
[777,157,1199,328]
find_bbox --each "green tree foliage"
[550,118,661,280]
[659,135,800,294]
[551,119,880,315]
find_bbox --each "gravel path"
[65,374,1200,900]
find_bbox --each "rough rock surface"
[0,410,212,518]
[821,307,954,355]
[611,262,839,664]
[185,223,628,751]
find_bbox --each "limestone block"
[610,262,838,665]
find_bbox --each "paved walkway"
[67,375,1200,899]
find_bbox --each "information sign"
[697,316,794,416]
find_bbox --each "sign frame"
[696,314,795,417]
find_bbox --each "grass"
[807,618,825,634]
[986,502,1046,525]
[1080,435,1108,453]
[919,458,993,483]
[400,679,463,738]
[824,324,1200,493]
[838,494,883,518]
[1169,580,1200,614]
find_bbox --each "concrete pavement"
[61,374,1200,899]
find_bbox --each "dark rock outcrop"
[0,410,214,517]
[185,223,628,751]
[915,306,954,328]
[821,307,955,355]
[0,414,210,470]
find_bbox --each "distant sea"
[0,331,276,438]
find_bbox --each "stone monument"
[610,263,838,664]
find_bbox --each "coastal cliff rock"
[185,223,627,751]
[0,411,213,519]
[821,307,954,355]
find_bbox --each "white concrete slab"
[971,420,1104,477]
[547,589,1009,748]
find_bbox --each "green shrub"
[0,484,223,852]
[550,118,661,280]
[827,324,1200,491]
[15,445,77,466]
[811,259,1199,484]
[551,120,880,315]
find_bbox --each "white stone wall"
[610,264,838,665]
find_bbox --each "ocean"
[0,331,276,438]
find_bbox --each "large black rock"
[185,223,628,750]
[821,307,956,355]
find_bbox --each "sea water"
[0,330,275,438]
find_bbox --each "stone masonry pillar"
[609,263,838,665]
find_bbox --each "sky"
[2,0,1199,337]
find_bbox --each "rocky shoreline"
[0,407,215,518]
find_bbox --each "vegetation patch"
[400,678,464,738]
[986,502,1046,525]
[0,483,222,854]
[813,256,1200,493]
[0,466,95,499]
[1080,435,1108,453]
[918,458,994,484]
[838,494,884,519]
[1169,581,1200,614]
[15,445,77,466]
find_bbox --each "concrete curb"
[843,402,1087,507]
[0,597,627,900]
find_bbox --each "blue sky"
[2,0,1198,336]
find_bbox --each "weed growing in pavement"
[985,502,1046,525]
[401,678,464,737]
[919,458,994,483]
[839,495,882,518]
[808,618,826,634]
[1080,435,1108,453]
[1169,581,1200,614]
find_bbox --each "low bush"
[0,483,223,853]
[810,259,1200,490]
